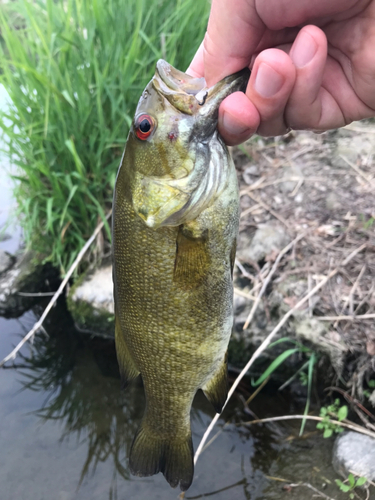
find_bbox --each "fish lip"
[156,59,206,96]
[205,67,250,103]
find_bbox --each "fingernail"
[221,112,252,137]
[254,63,284,98]
[291,31,318,68]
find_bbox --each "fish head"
[121,60,250,228]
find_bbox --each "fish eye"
[135,114,155,140]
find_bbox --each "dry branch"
[286,482,336,500]
[0,212,112,368]
[246,191,291,229]
[241,414,375,439]
[316,314,375,321]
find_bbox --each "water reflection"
[17,303,142,491]
[13,300,227,499]
[1,300,357,500]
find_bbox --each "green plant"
[0,0,209,273]
[317,399,348,438]
[335,473,367,498]
[363,216,374,230]
[251,337,317,435]
[363,380,375,398]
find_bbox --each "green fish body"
[112,60,249,491]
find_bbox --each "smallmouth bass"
[112,60,249,491]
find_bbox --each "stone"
[237,222,291,263]
[279,163,303,194]
[0,249,14,275]
[333,432,375,481]
[67,264,115,338]
[0,251,57,316]
[326,192,342,212]
[294,314,346,374]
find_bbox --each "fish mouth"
[156,59,206,96]
[154,59,250,118]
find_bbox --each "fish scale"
[112,59,250,491]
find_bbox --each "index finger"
[191,0,360,86]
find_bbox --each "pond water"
[0,83,22,254]
[0,298,355,500]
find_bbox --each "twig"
[240,203,262,219]
[245,377,270,407]
[287,482,336,500]
[354,283,375,315]
[235,259,255,282]
[289,177,304,197]
[243,233,305,329]
[339,154,375,186]
[193,242,367,466]
[17,291,56,297]
[0,211,112,368]
[308,273,313,317]
[325,387,375,422]
[315,314,375,321]
[233,287,256,301]
[334,263,366,328]
[246,192,291,229]
[241,415,375,439]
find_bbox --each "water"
[0,299,358,500]
[0,83,22,254]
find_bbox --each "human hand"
[188,0,375,145]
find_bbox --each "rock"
[67,265,114,338]
[333,432,375,481]
[334,134,375,166]
[237,222,291,263]
[242,164,260,184]
[279,163,303,194]
[294,314,346,374]
[0,251,57,316]
[0,249,14,275]
[326,192,342,212]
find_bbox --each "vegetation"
[0,0,209,273]
[316,399,348,438]
[335,473,367,499]
[251,337,317,434]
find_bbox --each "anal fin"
[115,312,140,389]
[202,351,228,413]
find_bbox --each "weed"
[363,379,375,399]
[0,0,209,274]
[316,399,348,438]
[335,473,367,499]
[363,217,374,230]
[251,337,317,435]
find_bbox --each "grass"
[0,0,210,273]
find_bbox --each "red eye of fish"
[135,114,154,140]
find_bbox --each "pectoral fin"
[173,224,209,289]
[202,351,228,414]
[115,312,140,389]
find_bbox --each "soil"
[232,120,375,402]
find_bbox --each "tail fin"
[129,421,194,491]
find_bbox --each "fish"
[112,59,250,491]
